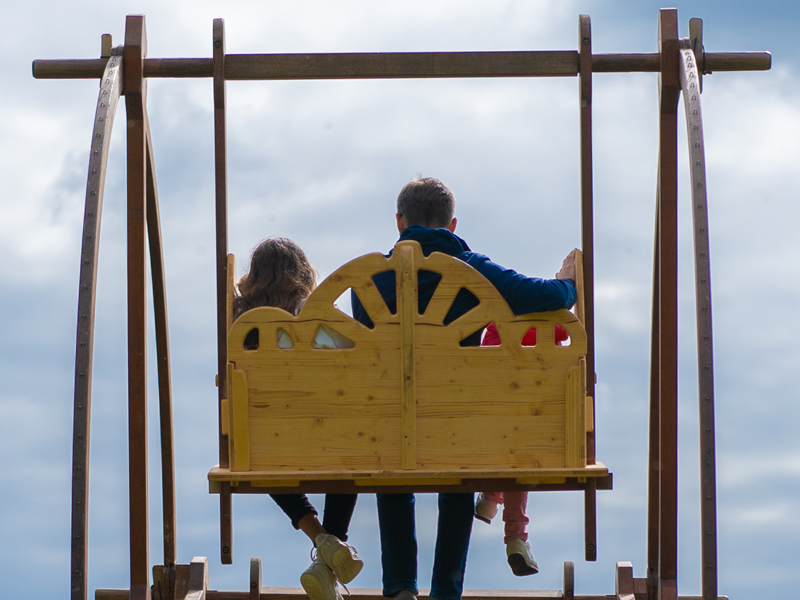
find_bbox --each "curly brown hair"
[233,237,316,317]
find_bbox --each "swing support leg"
[578,13,598,563]
[125,14,152,600]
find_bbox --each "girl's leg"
[482,492,504,504]
[270,493,319,538]
[321,494,358,542]
[501,491,529,543]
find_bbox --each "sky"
[1,1,798,598]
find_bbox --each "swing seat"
[209,241,610,494]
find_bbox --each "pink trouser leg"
[483,492,504,504]
[501,491,529,543]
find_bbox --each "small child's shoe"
[314,533,363,584]
[506,538,539,576]
[301,557,342,600]
[474,493,499,523]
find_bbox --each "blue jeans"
[377,493,474,600]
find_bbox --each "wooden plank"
[33,49,771,80]
[186,557,209,600]
[209,475,611,495]
[145,107,176,569]
[249,559,262,600]
[227,254,236,332]
[123,14,151,600]
[578,14,598,564]
[212,18,233,567]
[228,366,250,471]
[224,51,578,80]
[565,362,586,468]
[679,42,719,600]
[657,8,680,600]
[398,244,417,469]
[647,184,661,600]
[71,43,123,600]
[209,464,609,483]
[99,590,730,600]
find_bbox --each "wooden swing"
[213,242,605,490]
[34,8,770,600]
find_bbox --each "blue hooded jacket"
[352,226,576,344]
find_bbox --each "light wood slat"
[226,254,235,332]
[398,244,417,469]
[565,361,586,468]
[228,365,249,471]
[208,463,609,482]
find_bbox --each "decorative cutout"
[460,324,489,347]
[276,328,292,349]
[371,270,397,315]
[333,288,355,319]
[443,287,480,325]
[417,270,442,314]
[481,322,502,347]
[313,324,355,349]
[244,328,259,350]
[520,327,537,347]
[351,288,376,330]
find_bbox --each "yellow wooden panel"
[222,240,593,482]
[564,360,586,468]
[355,477,461,486]
[229,365,250,471]
[398,244,417,470]
[585,395,594,433]
[220,398,229,436]
[516,477,567,485]
[251,480,301,487]
[226,253,236,332]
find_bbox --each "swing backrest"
[209,241,605,490]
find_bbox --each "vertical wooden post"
[124,14,151,600]
[578,13,598,563]
[71,44,123,600]
[646,201,661,600]
[145,124,177,588]
[213,17,234,565]
[656,8,680,600]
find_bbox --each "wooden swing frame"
[34,8,770,600]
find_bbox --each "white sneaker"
[395,591,418,600]
[474,493,498,524]
[301,557,342,600]
[315,533,364,584]
[506,538,539,576]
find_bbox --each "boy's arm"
[461,252,577,314]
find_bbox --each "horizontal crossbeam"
[96,587,730,600]
[33,50,770,80]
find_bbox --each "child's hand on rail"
[555,248,579,281]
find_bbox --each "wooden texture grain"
[217,241,603,490]
[71,44,123,600]
[124,15,151,600]
[680,42,719,600]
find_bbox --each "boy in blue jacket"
[353,177,578,600]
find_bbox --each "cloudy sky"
[1,1,797,598]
